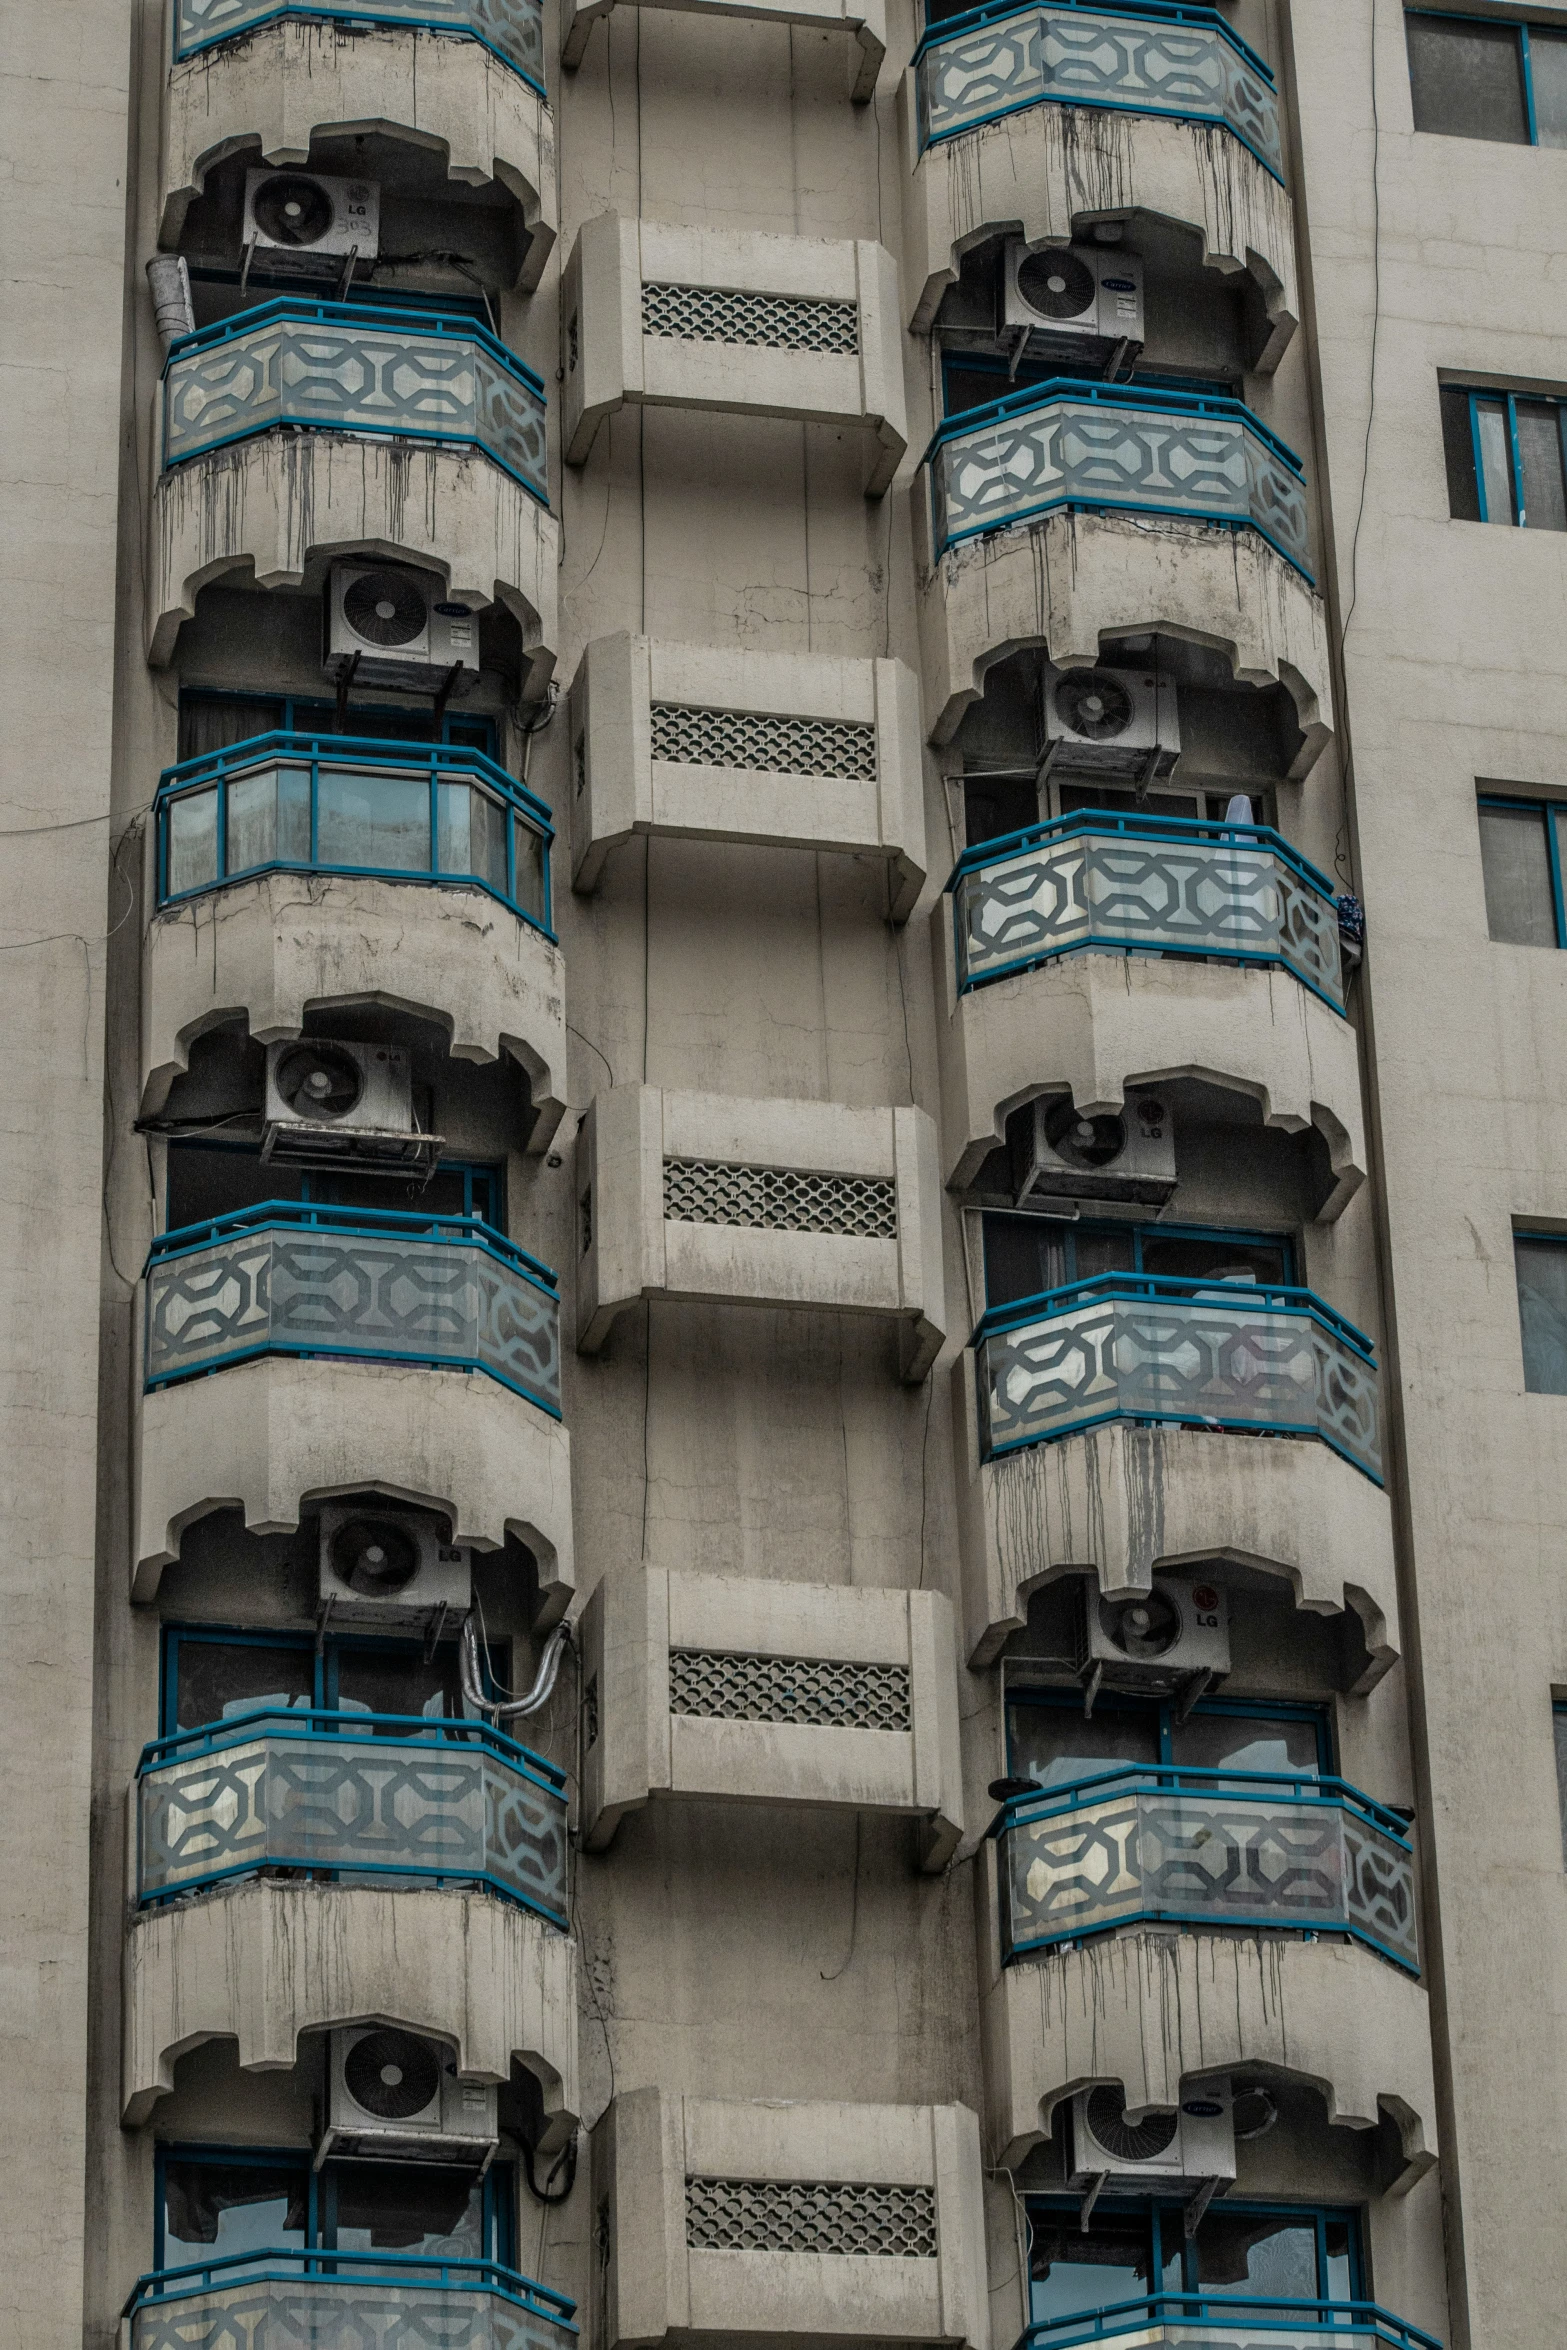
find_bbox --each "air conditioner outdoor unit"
[1041,664,1181,783]
[326,564,481,694]
[321,2028,498,2168]
[317,1503,472,1629]
[1073,1577,1231,1691]
[1001,240,1144,366]
[262,1039,442,1177]
[243,168,380,276]
[1069,2080,1236,2191]
[1010,1090,1176,1214]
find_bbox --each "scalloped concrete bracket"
[123,1881,579,2139]
[932,926,1366,1221]
[158,19,557,288]
[562,0,885,99]
[917,506,1332,770]
[579,1567,964,1867]
[979,1909,1437,2194]
[132,1350,574,1619]
[575,1085,946,1379]
[140,870,567,1147]
[147,430,560,686]
[900,79,1297,360]
[594,2089,990,2349]
[569,633,926,914]
[561,214,906,494]
[951,1374,1399,1681]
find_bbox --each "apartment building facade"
[2,0,1562,2343]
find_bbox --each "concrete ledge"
[158,18,556,288]
[952,1385,1398,1681]
[562,215,906,494]
[933,932,1366,1220]
[569,634,927,917]
[580,1568,964,1867]
[594,2090,989,2349]
[979,1909,1437,2193]
[918,506,1332,769]
[563,0,886,99]
[140,871,566,1148]
[575,1086,946,1379]
[123,1881,579,2138]
[148,433,559,681]
[901,85,1297,359]
[132,1351,574,1617]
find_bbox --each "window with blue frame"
[1026,2195,1361,2324]
[155,2143,514,2280]
[1005,1684,1334,1791]
[163,1144,504,1236]
[981,1217,1294,1315]
[1554,1701,1567,1864]
[1476,792,1567,947]
[1407,11,1567,146]
[1441,384,1567,528]
[941,352,1240,421]
[178,689,498,763]
[1514,1230,1567,1394]
[159,1620,511,1738]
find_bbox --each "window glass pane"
[226,768,279,875]
[161,2158,308,2267]
[437,778,473,875]
[167,788,219,896]
[278,766,311,861]
[438,782,512,901]
[1323,2218,1355,2302]
[1075,1228,1139,1284]
[1056,786,1198,820]
[1475,400,1516,523]
[1531,28,1567,144]
[166,1142,303,1229]
[329,2162,484,2258]
[1029,2209,1160,2322]
[1553,1709,1567,1864]
[512,813,547,923]
[1440,385,1483,522]
[1515,402,1567,530]
[1478,804,1557,946]
[1515,1235,1567,1393]
[1008,1700,1161,1789]
[1407,15,1528,141]
[943,362,1011,419]
[983,1215,1067,1310]
[965,776,1039,845]
[173,1639,314,1731]
[317,767,430,871]
[178,695,284,763]
[1172,1709,1323,1778]
[1193,2210,1320,2297]
[1138,1233,1291,1287]
[331,1643,464,1727]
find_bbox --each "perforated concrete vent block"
[561,215,907,493]
[562,0,886,100]
[579,1568,963,1866]
[575,1086,945,1378]
[569,634,927,916]
[593,2090,989,2350]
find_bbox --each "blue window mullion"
[1544,802,1567,947]
[1522,24,1541,145]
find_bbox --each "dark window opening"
[1515,1232,1567,1394]
[155,2145,513,2276]
[1477,795,1566,947]
[1442,385,1567,527]
[161,1622,484,1737]
[178,690,497,764]
[1027,2197,1361,2316]
[165,1144,504,1235]
[980,1217,1293,1315]
[1006,1685,1333,1790]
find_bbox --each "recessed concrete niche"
[594,2090,989,2350]
[579,1568,964,1867]
[575,1085,946,1378]
[561,215,907,494]
[562,0,886,97]
[569,634,927,916]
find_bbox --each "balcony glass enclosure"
[171,0,546,93]
[127,2246,574,2350]
[1013,2303,1438,2350]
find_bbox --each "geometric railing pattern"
[143,1203,562,1418]
[1013,2299,1443,2350]
[668,1650,912,1731]
[172,0,547,93]
[927,379,1311,578]
[974,1274,1381,1483]
[136,1710,568,1926]
[126,2250,579,2350]
[162,300,550,504]
[996,1766,1418,1975]
[663,1159,899,1240]
[950,811,1345,1011]
[913,0,1284,182]
[685,2177,938,2256]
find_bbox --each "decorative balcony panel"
[1012,2303,1439,2350]
[561,0,885,100]
[928,379,1310,578]
[137,1710,567,1924]
[173,0,546,89]
[127,2251,576,2350]
[951,811,1344,1011]
[975,1274,1382,1482]
[143,1203,561,1417]
[569,635,926,914]
[913,0,1284,181]
[996,1767,1417,1973]
[161,300,549,501]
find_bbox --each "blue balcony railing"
[914,0,1284,182]
[161,299,549,503]
[143,1201,561,1418]
[993,1766,1417,1974]
[1014,2298,1440,2350]
[125,2247,577,2350]
[153,731,553,932]
[136,1707,567,1924]
[172,0,546,94]
[949,809,1343,1011]
[974,1272,1381,1482]
[927,377,1310,578]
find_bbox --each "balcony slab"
[562,0,886,97]
[133,1350,574,1617]
[123,1879,578,2135]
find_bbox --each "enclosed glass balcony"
[154,732,553,930]
[137,1708,567,1923]
[949,810,1344,1012]
[160,299,549,501]
[1014,2302,1437,2350]
[973,1273,1381,1482]
[143,1202,561,1417]
[125,2248,576,2350]
[172,0,546,91]
[913,0,1284,181]
[994,1766,1417,1974]
[927,379,1310,578]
